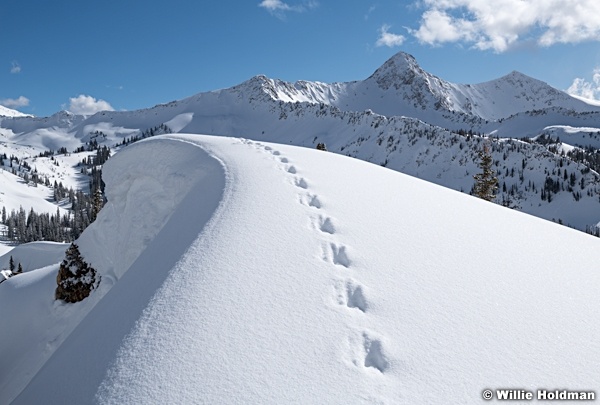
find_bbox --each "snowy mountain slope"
[1,51,600,236]
[5,135,600,404]
[2,89,600,233]
[3,52,595,144]
[0,241,67,272]
[0,168,67,215]
[0,105,31,118]
[230,53,600,124]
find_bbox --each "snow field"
[5,134,600,404]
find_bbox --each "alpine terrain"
[0,52,599,404]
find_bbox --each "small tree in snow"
[55,243,100,303]
[473,144,498,202]
[9,256,15,273]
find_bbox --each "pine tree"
[17,263,23,274]
[55,243,100,303]
[91,188,104,222]
[473,144,498,202]
[9,256,15,272]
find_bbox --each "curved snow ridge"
[14,137,231,404]
[77,136,228,283]
[10,135,229,405]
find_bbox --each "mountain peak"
[502,70,536,81]
[366,51,432,91]
[380,51,420,69]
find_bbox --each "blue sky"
[2,0,600,116]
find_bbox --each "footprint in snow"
[335,279,367,312]
[329,243,351,268]
[362,333,389,373]
[280,157,289,163]
[308,194,321,209]
[272,150,281,156]
[295,177,308,189]
[319,216,335,234]
[287,165,297,174]
[299,193,322,209]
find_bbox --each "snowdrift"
[1,137,225,404]
[6,135,600,404]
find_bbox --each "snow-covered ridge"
[2,51,600,235]
[0,135,227,404]
[5,135,600,404]
[0,105,31,118]
[76,137,227,283]
[230,52,599,122]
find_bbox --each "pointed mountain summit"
[366,51,430,90]
[222,51,599,123]
[359,51,457,115]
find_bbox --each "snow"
[0,106,31,118]
[0,241,67,273]
[0,243,12,257]
[4,134,600,404]
[569,93,600,107]
[0,167,68,216]
[3,51,600,234]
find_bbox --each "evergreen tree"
[9,256,14,272]
[17,263,23,274]
[473,144,498,202]
[91,188,104,223]
[55,243,99,303]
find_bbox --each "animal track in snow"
[362,333,389,373]
[287,165,297,174]
[264,145,272,151]
[330,243,351,268]
[299,193,322,209]
[280,157,289,163]
[295,177,308,189]
[319,216,335,234]
[335,279,367,312]
[272,150,281,156]
[308,194,321,209]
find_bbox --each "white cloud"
[10,61,21,74]
[567,68,600,100]
[68,95,114,115]
[258,0,317,16]
[412,0,600,52]
[259,0,292,11]
[365,5,376,20]
[376,24,406,47]
[0,96,30,108]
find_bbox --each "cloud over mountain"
[412,0,600,52]
[68,95,114,115]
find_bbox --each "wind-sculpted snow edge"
[9,135,229,405]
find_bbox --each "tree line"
[1,188,103,243]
